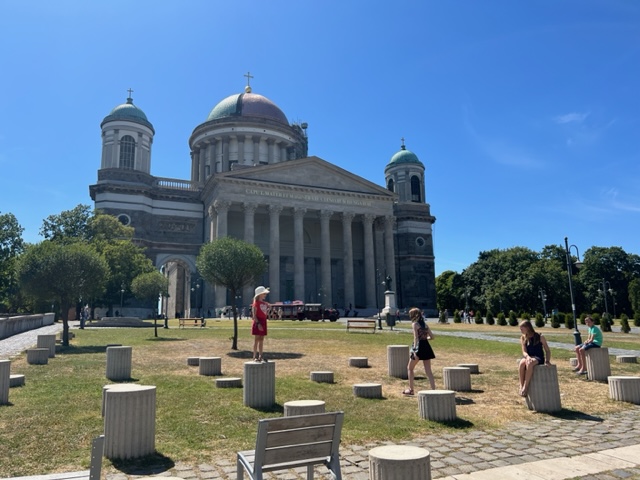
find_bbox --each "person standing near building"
[251,286,270,362]
[403,307,436,395]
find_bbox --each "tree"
[131,270,169,337]
[196,237,267,350]
[0,212,25,312]
[40,204,93,243]
[17,241,108,345]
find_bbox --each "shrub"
[591,312,601,325]
[620,314,630,334]
[534,313,544,328]
[602,312,613,332]
[521,312,531,320]
[508,310,518,326]
[474,309,483,324]
[439,310,446,323]
[579,313,587,325]
[453,309,461,323]
[634,311,640,327]
[565,314,574,330]
[486,311,495,325]
[551,313,561,328]
[497,312,506,325]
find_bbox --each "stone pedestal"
[199,357,222,376]
[443,367,471,392]
[186,357,200,366]
[369,444,431,480]
[381,291,398,319]
[616,355,638,364]
[27,348,49,365]
[353,383,382,398]
[10,374,25,388]
[525,364,562,413]
[608,376,640,404]
[457,363,479,374]
[0,359,10,405]
[37,334,57,358]
[387,345,409,379]
[349,357,368,368]
[569,358,578,367]
[106,346,132,381]
[284,400,326,416]
[585,347,611,382]
[216,377,242,388]
[418,390,456,422]
[243,361,275,408]
[310,371,334,383]
[103,384,156,460]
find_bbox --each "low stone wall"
[0,313,55,340]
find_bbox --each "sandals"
[402,388,414,396]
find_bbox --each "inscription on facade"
[245,188,373,207]
[158,221,196,232]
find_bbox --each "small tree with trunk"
[131,270,169,337]
[196,237,267,350]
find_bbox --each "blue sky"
[1,0,638,276]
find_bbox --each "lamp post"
[191,279,201,317]
[120,283,125,316]
[564,237,583,345]
[598,278,612,330]
[609,288,617,319]
[375,269,382,330]
[538,288,548,320]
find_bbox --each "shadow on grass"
[548,409,604,422]
[455,396,475,405]
[110,451,175,475]
[145,337,188,343]
[57,345,110,355]
[227,350,304,361]
[250,402,285,414]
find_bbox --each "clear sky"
[1,0,638,276]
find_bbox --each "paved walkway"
[2,321,640,480]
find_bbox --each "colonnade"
[191,135,291,182]
[207,201,396,310]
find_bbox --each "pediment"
[219,156,392,197]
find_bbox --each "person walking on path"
[574,315,603,375]
[518,320,551,396]
[251,286,270,362]
[403,307,436,395]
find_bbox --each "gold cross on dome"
[244,71,254,88]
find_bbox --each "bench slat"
[264,442,333,466]
[266,425,336,447]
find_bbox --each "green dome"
[385,145,424,172]
[206,92,288,125]
[101,96,154,132]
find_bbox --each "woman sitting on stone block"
[518,320,551,397]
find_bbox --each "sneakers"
[576,370,588,375]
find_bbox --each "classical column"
[215,137,223,173]
[293,208,306,301]
[221,136,230,172]
[214,200,229,238]
[252,136,261,164]
[207,205,215,242]
[342,212,355,310]
[198,146,206,182]
[190,149,198,182]
[320,210,333,308]
[244,202,258,303]
[269,205,282,301]
[238,135,246,165]
[279,144,288,162]
[267,139,275,164]
[112,129,119,168]
[206,142,215,179]
[384,215,396,289]
[363,214,376,309]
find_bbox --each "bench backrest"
[254,411,344,470]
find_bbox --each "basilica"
[90,79,437,317]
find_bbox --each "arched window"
[411,176,421,203]
[387,178,395,192]
[119,135,136,169]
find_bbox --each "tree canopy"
[197,237,267,349]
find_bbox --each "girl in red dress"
[252,286,270,362]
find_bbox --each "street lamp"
[598,278,612,330]
[375,269,382,330]
[538,288,548,320]
[564,237,583,345]
[120,282,125,316]
[191,279,201,317]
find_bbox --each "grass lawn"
[1,318,638,477]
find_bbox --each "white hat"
[254,286,270,298]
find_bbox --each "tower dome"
[385,144,423,172]
[101,93,154,132]
[206,92,288,125]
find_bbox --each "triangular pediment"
[218,156,392,197]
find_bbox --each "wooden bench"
[178,317,206,328]
[346,318,376,333]
[237,411,344,480]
